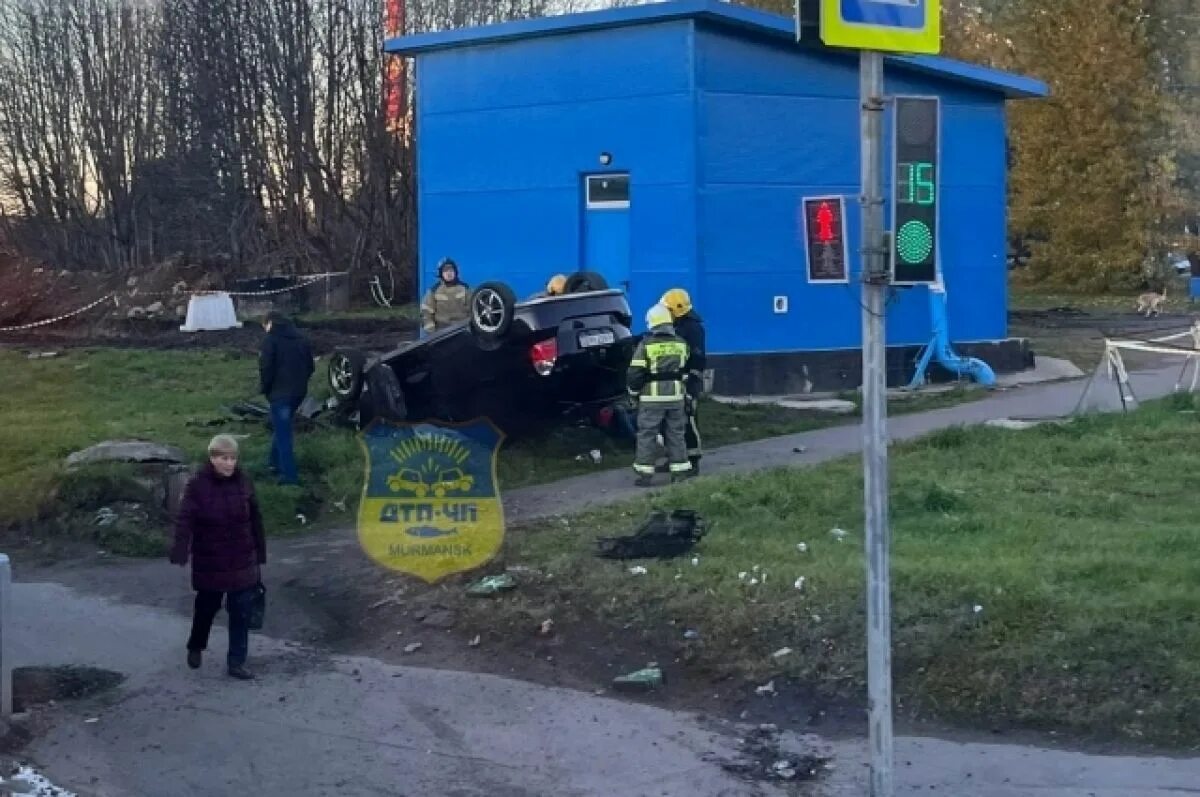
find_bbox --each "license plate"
[579,330,615,348]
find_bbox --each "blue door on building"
[582,173,631,291]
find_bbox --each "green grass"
[297,303,419,323]
[0,349,363,543]
[477,395,1200,748]
[1009,276,1190,312]
[0,347,984,554]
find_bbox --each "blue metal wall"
[414,18,1010,356]
[694,27,1008,355]
[415,21,699,318]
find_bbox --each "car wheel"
[365,364,407,423]
[329,348,367,401]
[564,270,609,293]
[469,281,517,342]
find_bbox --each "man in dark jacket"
[259,311,314,485]
[661,288,706,472]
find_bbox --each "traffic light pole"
[859,49,894,797]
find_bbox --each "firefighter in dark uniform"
[628,304,692,487]
[661,288,705,473]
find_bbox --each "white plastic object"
[180,293,243,332]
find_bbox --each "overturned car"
[327,272,637,435]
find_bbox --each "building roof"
[385,0,1048,100]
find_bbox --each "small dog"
[1135,286,1168,317]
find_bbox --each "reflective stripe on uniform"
[669,461,693,473]
[632,463,656,475]
[640,394,685,404]
[640,339,688,401]
[686,412,702,457]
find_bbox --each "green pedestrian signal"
[891,97,940,284]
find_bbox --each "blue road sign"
[822,0,941,54]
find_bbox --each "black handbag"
[247,578,266,631]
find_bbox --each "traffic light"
[891,96,940,284]
[801,195,848,283]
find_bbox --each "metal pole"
[859,50,894,797]
[0,553,11,719]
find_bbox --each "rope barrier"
[0,293,116,332]
[0,271,350,333]
[131,270,349,300]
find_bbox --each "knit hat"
[207,434,240,456]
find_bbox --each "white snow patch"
[2,764,78,796]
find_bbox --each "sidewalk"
[505,360,1181,523]
[10,582,771,797]
[14,579,1200,797]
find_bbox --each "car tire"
[469,281,517,343]
[364,364,407,423]
[564,270,609,293]
[328,348,367,401]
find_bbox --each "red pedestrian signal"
[816,201,836,244]
[801,196,848,283]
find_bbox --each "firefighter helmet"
[646,303,673,330]
[661,288,692,319]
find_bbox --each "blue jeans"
[268,397,302,484]
[188,588,253,668]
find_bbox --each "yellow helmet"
[661,288,692,319]
[546,274,568,295]
[646,303,673,330]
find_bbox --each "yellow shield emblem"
[357,418,505,583]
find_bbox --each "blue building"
[387,0,1048,393]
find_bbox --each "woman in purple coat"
[170,434,266,680]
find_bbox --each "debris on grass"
[771,647,793,660]
[690,556,700,566]
[683,629,701,640]
[628,566,648,576]
[755,680,777,697]
[596,509,707,560]
[794,576,806,592]
[538,619,555,636]
[466,574,517,597]
[94,507,118,527]
[403,642,423,654]
[829,527,848,542]
[796,542,808,553]
[612,665,664,692]
[468,635,481,648]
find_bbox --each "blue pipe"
[917,281,997,388]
